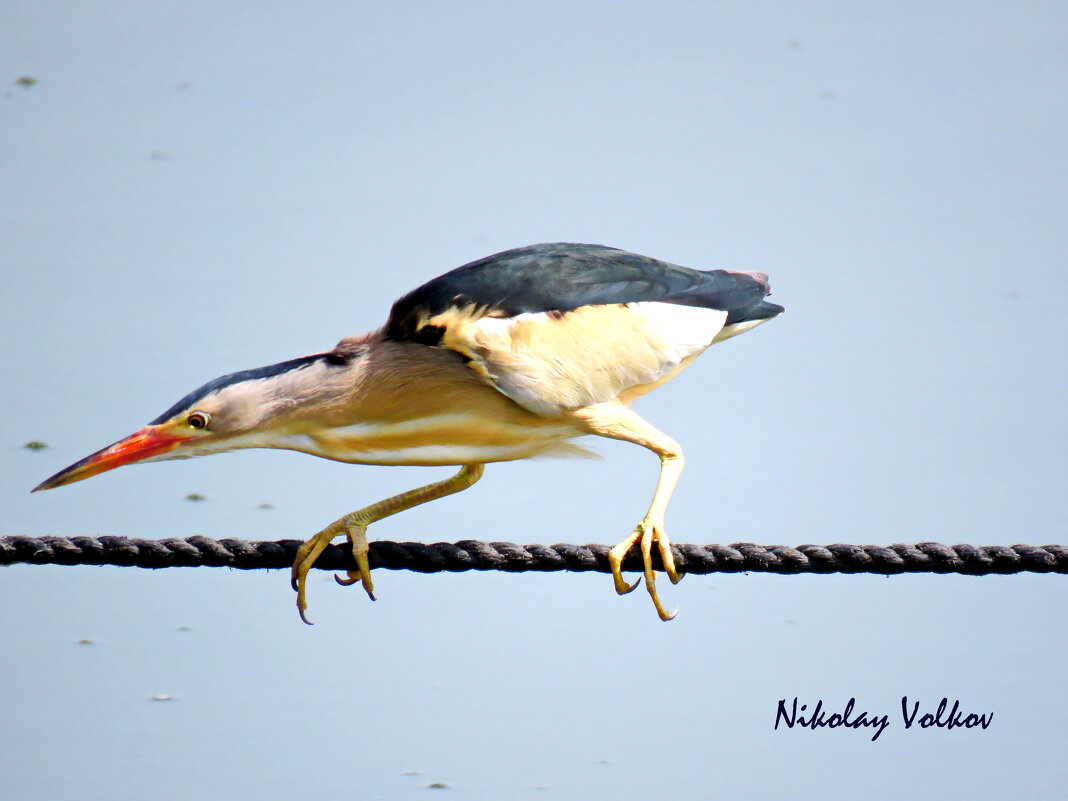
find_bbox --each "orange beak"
[32,426,191,492]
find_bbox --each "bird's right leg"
[291,463,484,624]
[571,403,685,621]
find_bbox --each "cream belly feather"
[273,414,590,466]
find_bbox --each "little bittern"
[34,243,782,621]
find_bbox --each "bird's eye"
[187,411,211,430]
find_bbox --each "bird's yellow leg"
[572,404,685,621]
[291,463,485,624]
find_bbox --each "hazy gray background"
[2,2,1065,799]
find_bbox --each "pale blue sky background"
[1,2,1065,799]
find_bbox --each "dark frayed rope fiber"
[1,536,1066,576]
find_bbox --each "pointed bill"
[32,426,190,492]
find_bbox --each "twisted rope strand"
[1,536,1066,576]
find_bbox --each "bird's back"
[388,243,780,337]
[385,243,783,416]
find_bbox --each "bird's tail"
[689,268,784,324]
[746,298,785,321]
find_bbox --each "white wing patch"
[628,301,729,362]
[464,302,728,415]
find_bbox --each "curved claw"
[334,570,377,601]
[295,562,316,625]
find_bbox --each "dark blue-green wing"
[386,242,781,344]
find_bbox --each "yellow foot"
[332,521,376,601]
[291,516,375,625]
[607,517,683,622]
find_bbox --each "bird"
[33,243,782,622]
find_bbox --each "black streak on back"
[408,324,445,346]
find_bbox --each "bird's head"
[32,350,360,492]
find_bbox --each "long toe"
[608,529,643,595]
[640,523,678,621]
[657,532,684,585]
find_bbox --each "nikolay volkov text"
[774,697,993,742]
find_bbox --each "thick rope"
[1,536,1065,576]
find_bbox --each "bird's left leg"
[291,463,484,623]
[572,403,685,621]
